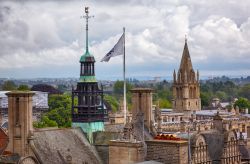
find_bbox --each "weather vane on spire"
[81,7,94,53]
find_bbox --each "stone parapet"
[146,140,188,164]
[109,140,145,164]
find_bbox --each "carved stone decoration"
[155,105,162,133]
[18,156,39,164]
[123,111,144,141]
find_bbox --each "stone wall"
[146,140,188,164]
[109,140,144,164]
[161,120,213,132]
[93,131,122,164]
[95,145,109,164]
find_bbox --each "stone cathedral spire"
[172,39,201,119]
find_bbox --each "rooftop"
[31,127,102,164]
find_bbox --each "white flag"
[101,33,124,62]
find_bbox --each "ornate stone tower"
[6,92,34,157]
[71,7,106,143]
[172,39,201,118]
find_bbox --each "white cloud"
[190,16,250,63]
[0,0,250,78]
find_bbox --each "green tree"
[46,107,71,127]
[104,94,119,112]
[2,80,17,90]
[35,94,72,128]
[159,99,172,108]
[234,97,250,110]
[113,80,133,95]
[48,94,71,111]
[215,91,227,101]
[17,84,30,91]
[33,116,58,128]
[200,91,212,107]
[200,80,239,102]
[113,80,133,111]
[57,84,68,93]
[238,84,250,100]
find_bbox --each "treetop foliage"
[2,80,17,91]
[34,94,72,128]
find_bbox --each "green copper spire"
[85,7,89,55]
[79,7,96,82]
[80,7,94,62]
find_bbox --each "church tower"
[72,7,106,143]
[172,39,201,118]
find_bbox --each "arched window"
[189,87,192,98]
[163,116,167,122]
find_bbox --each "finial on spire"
[173,69,176,83]
[81,6,94,54]
[185,34,187,43]
[197,69,199,81]
[85,7,89,14]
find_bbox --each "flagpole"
[123,27,126,124]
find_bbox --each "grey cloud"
[0,0,250,78]
[0,4,30,56]
[12,20,29,40]
[0,6,10,23]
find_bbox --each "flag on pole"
[101,33,124,62]
[101,28,127,125]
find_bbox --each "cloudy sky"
[0,0,250,80]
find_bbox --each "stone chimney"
[212,98,220,107]
[213,111,223,132]
[180,121,186,132]
[131,88,153,131]
[6,91,35,157]
[155,104,162,133]
[236,106,240,115]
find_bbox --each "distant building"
[0,91,48,125]
[32,91,49,110]
[172,39,201,119]
[0,91,48,111]
[0,91,8,110]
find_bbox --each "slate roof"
[201,130,225,162]
[30,127,102,164]
[239,142,250,160]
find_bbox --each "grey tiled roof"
[30,127,102,164]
